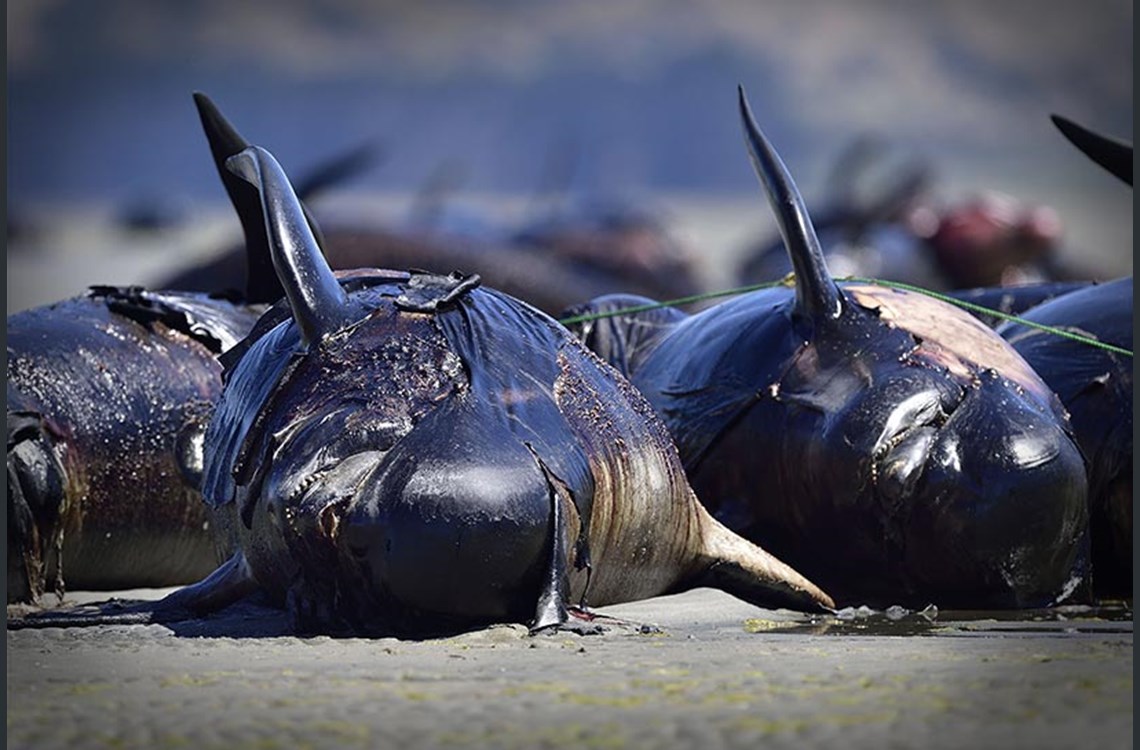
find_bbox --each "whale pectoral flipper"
[155,551,260,615]
[530,461,573,632]
[6,552,260,630]
[527,476,625,636]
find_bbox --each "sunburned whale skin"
[8,133,833,636]
[563,88,1091,610]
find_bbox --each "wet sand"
[6,588,1132,749]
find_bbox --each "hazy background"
[7,0,1134,314]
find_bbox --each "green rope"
[557,275,1134,358]
[846,276,1133,357]
[557,278,792,326]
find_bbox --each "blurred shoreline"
[7,182,1132,317]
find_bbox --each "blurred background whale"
[7,0,1132,314]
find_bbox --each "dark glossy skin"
[998,278,1133,599]
[561,293,690,381]
[566,89,1090,609]
[197,145,833,636]
[6,287,260,602]
[994,116,1134,600]
[737,141,941,289]
[207,268,831,635]
[741,221,948,290]
[7,140,833,635]
[944,281,1094,328]
[1051,114,1132,186]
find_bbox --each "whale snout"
[899,378,1090,607]
[316,427,558,634]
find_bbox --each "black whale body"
[7,287,260,603]
[6,92,300,606]
[7,128,834,636]
[997,277,1132,599]
[564,88,1091,609]
[194,143,833,636]
[994,116,1133,599]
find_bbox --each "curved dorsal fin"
[193,93,337,304]
[226,146,353,346]
[1051,114,1133,187]
[193,93,284,304]
[291,141,383,201]
[737,85,843,321]
[825,133,886,209]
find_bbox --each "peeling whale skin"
[6,128,835,635]
[187,142,836,636]
[564,89,1090,610]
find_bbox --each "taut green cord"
[557,277,792,326]
[557,275,1133,358]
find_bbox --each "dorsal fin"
[193,93,336,304]
[737,86,843,321]
[291,141,383,200]
[226,146,353,346]
[858,162,931,228]
[406,158,469,231]
[193,93,284,304]
[826,133,886,209]
[1051,114,1133,186]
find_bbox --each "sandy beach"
[7,183,1133,750]
[8,7,1132,749]
[6,588,1132,750]
[9,189,1132,750]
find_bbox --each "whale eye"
[877,426,938,504]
